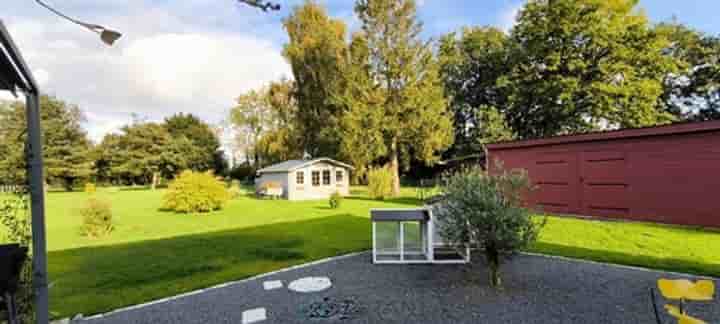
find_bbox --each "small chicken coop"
[371,208,469,264]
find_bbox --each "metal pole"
[26,92,49,324]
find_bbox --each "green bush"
[0,193,34,323]
[228,187,243,200]
[78,197,114,238]
[367,166,394,200]
[84,182,97,194]
[435,165,545,288]
[162,170,230,213]
[329,191,342,209]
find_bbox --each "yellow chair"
[664,305,706,324]
[653,279,715,324]
[658,279,715,301]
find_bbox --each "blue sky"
[2,0,719,143]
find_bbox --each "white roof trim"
[257,158,355,174]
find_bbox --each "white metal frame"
[371,208,470,264]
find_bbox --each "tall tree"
[283,1,348,158]
[230,87,274,169]
[164,113,224,173]
[335,33,385,182]
[502,0,681,138]
[97,123,185,188]
[0,95,93,190]
[656,22,720,121]
[255,79,304,164]
[439,27,516,155]
[344,0,453,195]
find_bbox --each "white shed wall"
[286,162,351,201]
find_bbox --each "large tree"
[439,27,516,156]
[230,79,303,168]
[0,95,93,190]
[230,87,275,169]
[164,113,224,173]
[96,122,187,188]
[283,1,348,158]
[343,0,453,195]
[254,79,304,165]
[501,0,681,138]
[656,22,720,121]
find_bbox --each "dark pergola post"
[25,91,49,324]
[1,20,50,324]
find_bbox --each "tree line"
[0,96,226,190]
[231,0,720,196]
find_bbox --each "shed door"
[580,151,629,218]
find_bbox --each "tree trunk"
[486,248,502,288]
[151,172,158,190]
[389,142,401,197]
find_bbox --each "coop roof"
[370,208,430,222]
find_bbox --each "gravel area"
[79,252,719,324]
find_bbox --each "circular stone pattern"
[288,276,332,293]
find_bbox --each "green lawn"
[2,186,719,318]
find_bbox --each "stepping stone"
[263,280,283,290]
[288,276,332,293]
[242,307,267,324]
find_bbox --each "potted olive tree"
[435,165,545,288]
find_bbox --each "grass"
[37,186,419,318]
[2,186,719,318]
[530,216,720,277]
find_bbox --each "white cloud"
[4,2,291,142]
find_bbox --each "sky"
[2,0,720,143]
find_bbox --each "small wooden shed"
[486,121,720,227]
[255,158,353,201]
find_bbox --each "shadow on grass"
[47,214,371,319]
[529,241,720,278]
[345,195,423,206]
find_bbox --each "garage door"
[580,151,629,218]
[532,152,580,214]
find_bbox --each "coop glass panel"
[375,222,401,256]
[402,221,423,254]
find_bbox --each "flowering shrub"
[367,167,393,200]
[162,171,230,213]
[78,198,113,238]
[84,182,97,194]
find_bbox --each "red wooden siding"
[486,121,720,227]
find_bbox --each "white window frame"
[296,171,304,185]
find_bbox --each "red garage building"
[486,120,720,228]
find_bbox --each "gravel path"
[79,253,719,324]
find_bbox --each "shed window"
[312,171,320,186]
[322,170,331,185]
[336,170,343,184]
[296,171,304,185]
